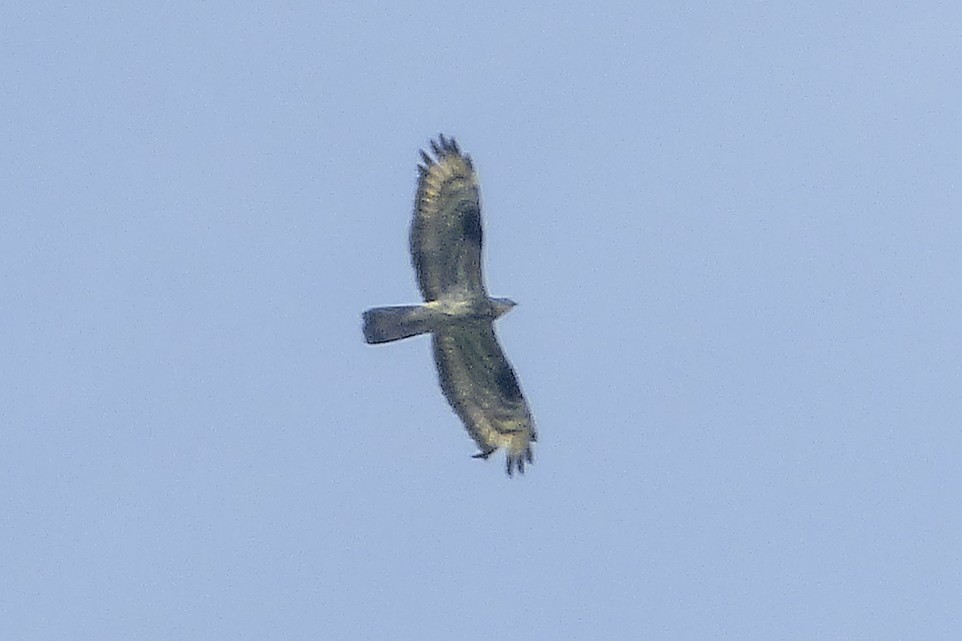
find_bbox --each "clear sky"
[3,3,961,639]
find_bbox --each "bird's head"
[491,297,517,318]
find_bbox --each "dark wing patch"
[432,321,536,475]
[494,362,523,402]
[410,135,486,301]
[461,206,483,245]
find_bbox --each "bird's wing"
[410,135,486,301]
[432,321,536,475]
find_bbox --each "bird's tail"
[362,305,433,344]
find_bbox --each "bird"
[362,134,536,476]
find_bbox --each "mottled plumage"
[362,135,536,475]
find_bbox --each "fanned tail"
[362,305,433,344]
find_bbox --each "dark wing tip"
[505,446,533,477]
[437,133,459,153]
[416,134,471,184]
[422,134,464,163]
[469,443,534,477]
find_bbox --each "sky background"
[2,2,961,639]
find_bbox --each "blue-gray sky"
[3,3,960,639]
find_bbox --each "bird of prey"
[362,135,536,476]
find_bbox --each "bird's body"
[362,135,536,475]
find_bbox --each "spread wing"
[432,321,536,476]
[410,135,486,301]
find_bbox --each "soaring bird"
[362,135,536,476]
